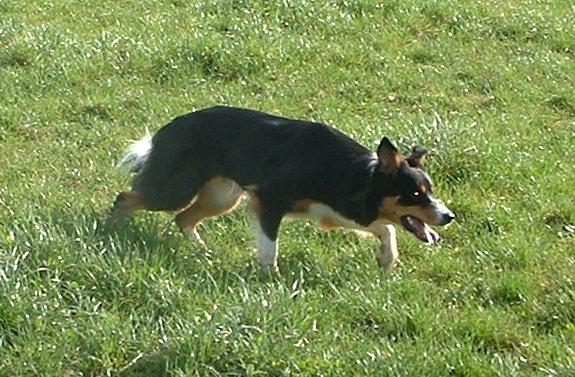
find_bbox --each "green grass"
[1,0,575,375]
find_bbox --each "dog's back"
[128,106,371,212]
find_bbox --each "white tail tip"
[117,132,152,172]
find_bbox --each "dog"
[110,106,455,272]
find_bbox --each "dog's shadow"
[42,205,220,279]
[43,208,381,376]
[116,351,169,377]
[51,206,374,288]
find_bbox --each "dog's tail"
[116,132,152,173]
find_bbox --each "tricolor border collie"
[110,106,454,272]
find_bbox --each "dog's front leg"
[375,224,398,272]
[256,223,279,273]
[253,204,284,274]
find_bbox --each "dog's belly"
[204,180,378,236]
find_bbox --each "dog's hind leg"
[175,177,244,246]
[108,190,148,226]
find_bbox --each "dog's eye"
[413,191,420,197]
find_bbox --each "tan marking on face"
[378,196,439,225]
[420,185,427,194]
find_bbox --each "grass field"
[1,0,575,375]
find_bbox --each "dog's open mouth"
[401,216,440,244]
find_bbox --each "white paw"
[182,227,207,247]
[259,263,280,276]
[377,253,398,272]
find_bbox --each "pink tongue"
[409,217,440,244]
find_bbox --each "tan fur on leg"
[176,177,244,243]
[108,191,147,226]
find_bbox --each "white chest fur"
[288,203,371,234]
[286,202,398,270]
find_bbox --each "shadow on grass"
[46,205,380,307]
[46,204,172,257]
[117,347,256,377]
[118,351,172,377]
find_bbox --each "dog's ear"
[377,137,404,175]
[407,146,428,169]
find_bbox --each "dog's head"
[374,137,455,243]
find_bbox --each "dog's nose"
[441,211,455,225]
[431,199,456,226]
